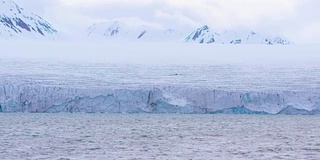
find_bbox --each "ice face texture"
[1,43,319,114]
[1,84,320,114]
[1,58,320,114]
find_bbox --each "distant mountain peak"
[199,25,209,30]
[87,21,186,42]
[0,0,59,39]
[185,25,217,43]
[185,25,293,45]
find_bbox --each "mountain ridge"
[185,25,293,45]
[0,1,293,44]
[87,21,293,45]
[87,21,187,42]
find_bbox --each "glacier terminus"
[1,43,320,115]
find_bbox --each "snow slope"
[0,0,58,40]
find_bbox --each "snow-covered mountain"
[185,25,293,45]
[0,0,58,40]
[87,21,187,42]
[87,21,293,45]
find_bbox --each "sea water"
[1,114,320,160]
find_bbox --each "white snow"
[0,1,292,44]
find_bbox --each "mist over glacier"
[1,41,320,65]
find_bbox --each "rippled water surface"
[1,114,320,160]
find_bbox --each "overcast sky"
[14,0,320,44]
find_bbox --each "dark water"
[1,114,320,160]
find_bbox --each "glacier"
[1,43,320,114]
[1,84,320,114]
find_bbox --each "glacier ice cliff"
[1,51,320,115]
[1,84,320,114]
